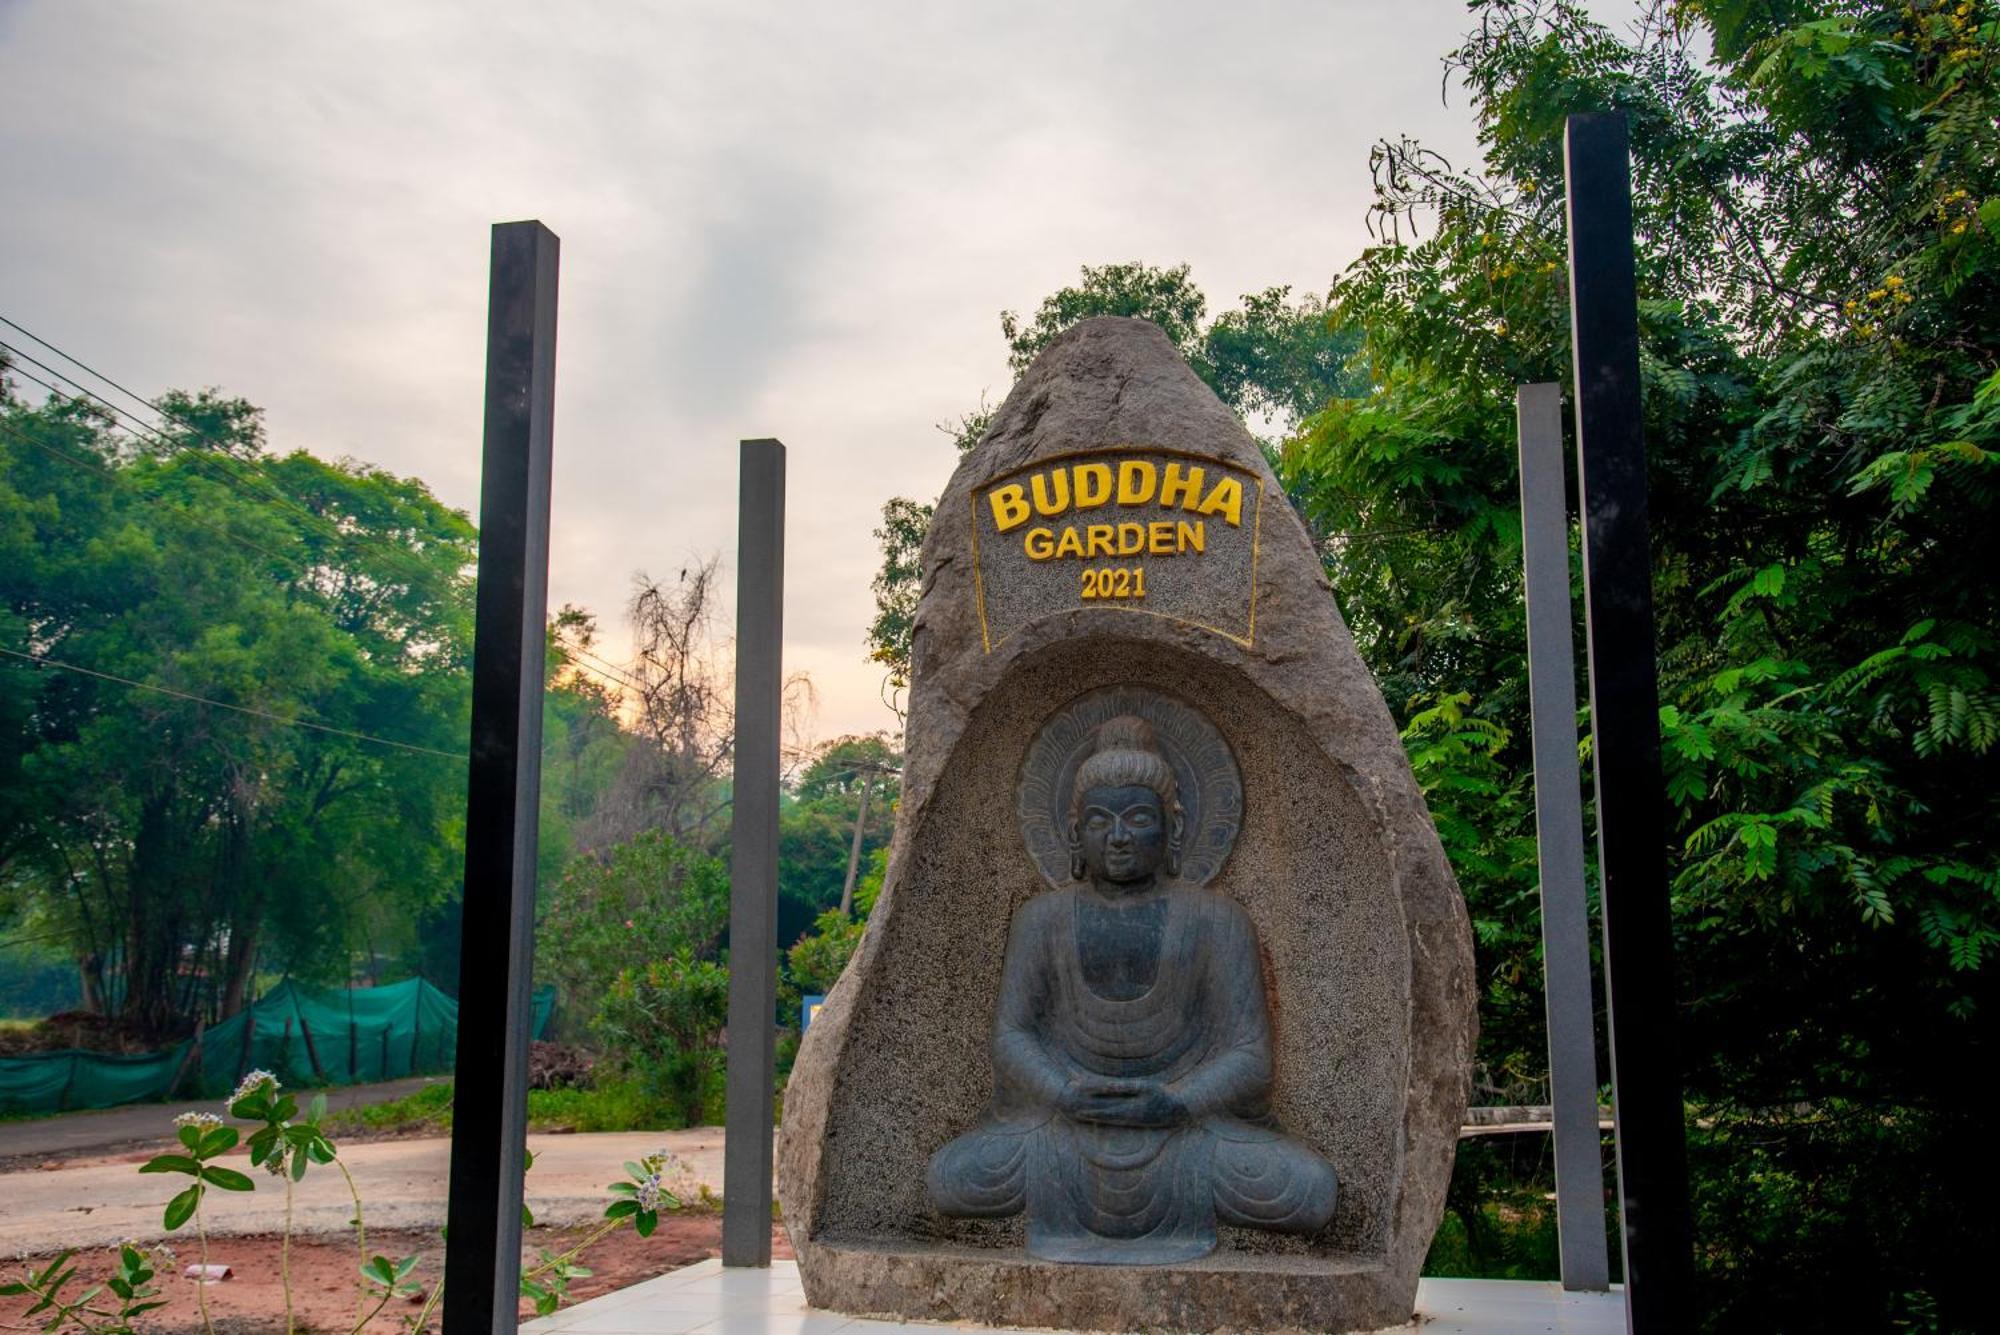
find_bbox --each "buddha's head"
[1067,715,1186,885]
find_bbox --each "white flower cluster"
[636,1172,664,1212]
[231,1069,280,1103]
[172,1110,223,1130]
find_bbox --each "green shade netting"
[0,979,554,1116]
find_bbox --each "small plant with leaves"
[409,1147,687,1325]
[353,1253,424,1329]
[227,1070,352,1335]
[519,1150,683,1317]
[140,1111,253,1231]
[138,1108,253,1335]
[0,1243,174,1335]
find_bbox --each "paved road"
[0,1129,726,1257]
[0,1075,446,1162]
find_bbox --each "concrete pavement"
[0,1129,725,1258]
[0,1075,448,1163]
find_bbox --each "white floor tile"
[526,1259,1629,1335]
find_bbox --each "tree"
[864,498,932,710]
[777,734,900,945]
[1000,262,1210,375]
[1294,0,1998,1322]
[573,561,735,854]
[535,829,729,1017]
[0,380,475,1033]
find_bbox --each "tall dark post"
[723,438,786,1267]
[443,220,559,1334]
[1563,113,1695,1329]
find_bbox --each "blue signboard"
[801,993,826,1033]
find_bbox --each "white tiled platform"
[522,1259,1626,1334]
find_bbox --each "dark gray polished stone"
[928,713,1338,1264]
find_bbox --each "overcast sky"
[0,1,1633,746]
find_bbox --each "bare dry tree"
[577,560,735,852]
[574,557,818,854]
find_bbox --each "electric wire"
[0,325,457,571]
[0,645,465,761]
[1,341,327,523]
[563,643,650,694]
[0,420,300,569]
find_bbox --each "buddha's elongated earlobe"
[1067,819,1086,881]
[1165,801,1185,879]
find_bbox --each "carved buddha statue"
[928,714,1337,1264]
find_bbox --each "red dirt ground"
[0,1214,793,1332]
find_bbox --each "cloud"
[0,0,1525,742]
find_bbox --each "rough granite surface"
[776,317,1476,1333]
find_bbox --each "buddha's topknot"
[1071,715,1178,811]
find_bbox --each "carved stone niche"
[778,318,1475,1334]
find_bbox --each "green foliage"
[1001,262,1209,374]
[1422,1138,1577,1281]
[865,497,933,697]
[779,735,898,938]
[524,1077,686,1133]
[0,387,478,1031]
[0,1244,169,1334]
[536,829,729,1028]
[596,952,730,1127]
[138,1109,250,1232]
[788,909,865,995]
[85,1070,680,1332]
[230,1075,339,1184]
[534,829,733,1127]
[329,1078,455,1134]
[1303,0,1999,1321]
[0,377,636,1031]
[327,1075,699,1136]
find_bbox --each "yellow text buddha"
[987,460,1246,539]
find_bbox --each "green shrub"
[595,952,729,1127]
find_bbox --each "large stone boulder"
[777,316,1475,1332]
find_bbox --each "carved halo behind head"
[1017,686,1243,891]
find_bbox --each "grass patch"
[327,1078,694,1137]
[330,1079,457,1134]
[526,1081,687,1132]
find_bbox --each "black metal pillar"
[443,220,559,1334]
[1563,113,1695,1330]
[722,438,786,1266]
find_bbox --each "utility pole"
[838,769,876,917]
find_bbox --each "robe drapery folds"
[929,885,1337,1264]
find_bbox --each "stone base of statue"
[777,318,1475,1333]
[794,1240,1414,1333]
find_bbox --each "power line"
[0,420,298,569]
[1,313,219,446]
[1,355,364,555]
[0,645,465,761]
[563,643,649,694]
[0,323,451,571]
[1,341,315,519]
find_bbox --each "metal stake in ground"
[1563,113,1695,1329]
[723,438,787,1267]
[443,219,559,1334]
[1516,382,1611,1293]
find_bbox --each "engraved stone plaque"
[970,449,1265,650]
